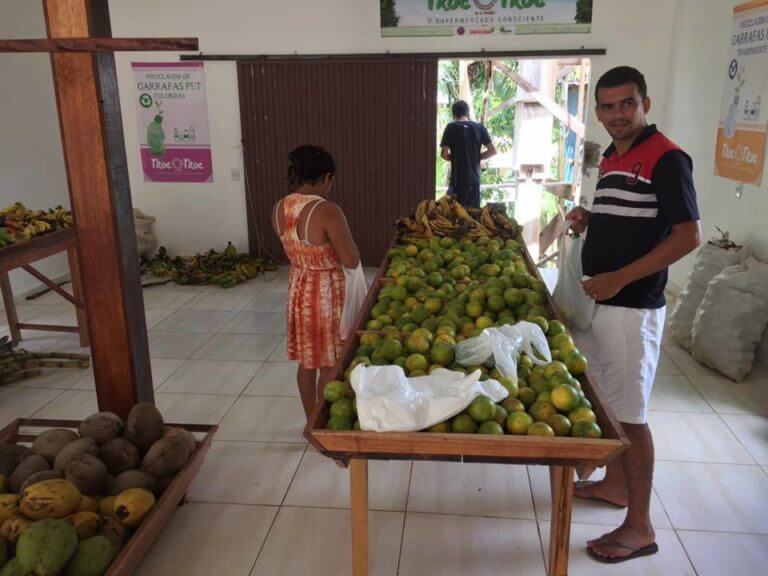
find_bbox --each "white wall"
[107,0,679,255]
[664,0,768,289]
[0,0,71,295]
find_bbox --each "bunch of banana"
[396,196,517,241]
[0,228,14,248]
[0,203,74,248]
[141,243,276,288]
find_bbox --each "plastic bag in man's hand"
[553,235,595,332]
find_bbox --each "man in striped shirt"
[566,66,701,564]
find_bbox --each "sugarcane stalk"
[28,352,91,361]
[24,359,89,369]
[0,369,43,384]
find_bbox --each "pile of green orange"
[324,236,601,439]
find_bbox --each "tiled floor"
[2,272,767,575]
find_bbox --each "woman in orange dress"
[272,145,360,419]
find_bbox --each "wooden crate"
[0,418,216,576]
[306,239,629,468]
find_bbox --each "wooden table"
[306,241,629,576]
[0,228,89,347]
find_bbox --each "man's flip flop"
[587,541,659,564]
[573,481,628,508]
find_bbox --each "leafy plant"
[381,0,400,27]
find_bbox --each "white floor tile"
[539,521,696,575]
[219,311,286,335]
[721,414,768,465]
[649,374,713,413]
[154,309,237,333]
[654,461,768,533]
[8,367,90,390]
[154,393,237,425]
[690,374,768,415]
[14,333,64,352]
[649,412,756,464]
[250,507,403,576]
[148,331,211,359]
[408,461,535,520]
[285,449,411,511]
[158,360,262,395]
[31,390,97,420]
[217,396,306,443]
[71,358,183,391]
[144,307,176,330]
[142,289,198,310]
[26,302,77,326]
[267,337,291,362]
[678,531,768,576]
[399,513,546,576]
[193,333,282,362]
[243,361,299,397]
[134,503,276,576]
[0,387,64,428]
[242,289,287,313]
[182,288,262,312]
[188,441,305,505]
[528,466,671,528]
[657,351,684,376]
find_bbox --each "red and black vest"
[582,124,698,309]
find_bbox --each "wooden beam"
[0,37,198,53]
[43,0,154,418]
[496,62,585,139]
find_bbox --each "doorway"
[435,57,592,264]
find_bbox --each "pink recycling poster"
[131,62,213,183]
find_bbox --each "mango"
[66,512,103,540]
[0,496,20,524]
[20,479,82,520]
[97,518,125,547]
[16,519,78,576]
[78,496,99,514]
[114,489,155,528]
[64,536,117,576]
[1,517,32,544]
[97,497,116,520]
[0,558,27,576]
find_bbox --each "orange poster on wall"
[716,0,768,186]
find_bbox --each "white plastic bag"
[669,241,742,350]
[454,321,551,385]
[691,259,768,381]
[553,235,594,332]
[351,365,508,432]
[341,263,368,341]
[133,208,156,256]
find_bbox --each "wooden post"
[349,458,369,576]
[43,0,153,418]
[66,246,89,347]
[548,465,574,576]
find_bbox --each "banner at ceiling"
[715,0,768,186]
[132,62,213,183]
[380,0,593,37]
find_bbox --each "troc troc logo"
[150,158,204,170]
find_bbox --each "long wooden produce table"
[0,228,89,346]
[306,236,629,576]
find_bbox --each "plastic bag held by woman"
[553,234,595,332]
[341,263,368,340]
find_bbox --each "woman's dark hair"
[452,100,470,119]
[595,66,648,103]
[287,145,336,190]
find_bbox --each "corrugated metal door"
[238,58,437,265]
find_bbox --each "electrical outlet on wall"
[231,168,241,181]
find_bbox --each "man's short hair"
[595,66,647,103]
[452,100,470,119]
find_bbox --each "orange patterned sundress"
[279,193,345,369]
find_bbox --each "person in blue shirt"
[439,100,497,208]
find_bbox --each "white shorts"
[573,304,666,425]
